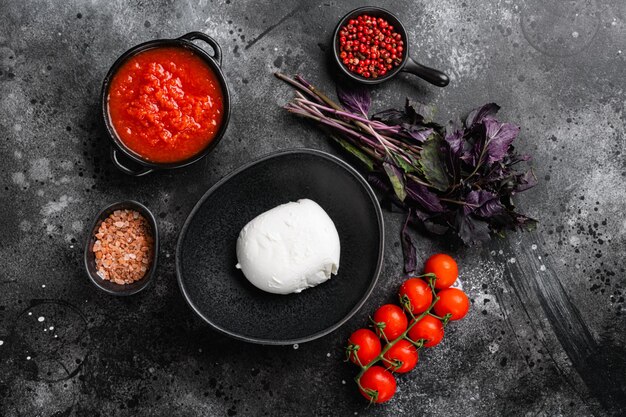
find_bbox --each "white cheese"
[235,199,340,295]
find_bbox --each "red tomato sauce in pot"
[107,46,224,163]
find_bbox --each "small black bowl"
[332,7,449,87]
[101,32,231,176]
[84,201,159,296]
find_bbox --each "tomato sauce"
[107,46,224,163]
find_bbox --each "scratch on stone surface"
[245,3,305,50]
[495,273,587,400]
[507,237,598,364]
[506,232,626,414]
[494,289,534,367]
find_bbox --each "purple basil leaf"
[409,209,450,236]
[405,98,436,123]
[483,163,508,183]
[456,211,491,245]
[406,180,445,213]
[458,131,484,167]
[444,120,463,155]
[513,212,538,229]
[368,173,408,212]
[487,212,516,230]
[383,161,407,202]
[424,219,450,235]
[403,125,434,143]
[465,103,500,127]
[368,173,392,194]
[332,136,375,171]
[420,135,451,191]
[484,118,520,164]
[515,169,538,192]
[464,190,504,218]
[336,83,371,117]
[401,209,417,275]
[412,207,436,222]
[509,151,533,164]
[372,108,406,125]
[459,152,475,165]
[490,211,537,231]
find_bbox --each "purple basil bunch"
[277,73,537,271]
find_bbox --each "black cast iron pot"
[101,32,231,176]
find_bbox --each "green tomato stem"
[354,273,441,382]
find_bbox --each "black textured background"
[0,0,625,416]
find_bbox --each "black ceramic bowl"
[101,32,231,176]
[332,7,449,87]
[84,201,159,296]
[176,149,384,345]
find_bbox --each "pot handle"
[110,148,154,177]
[179,32,222,65]
[401,57,450,87]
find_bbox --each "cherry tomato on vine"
[407,315,444,347]
[424,253,458,289]
[347,329,382,366]
[381,339,418,373]
[398,278,433,314]
[358,366,397,403]
[372,304,408,340]
[433,288,469,321]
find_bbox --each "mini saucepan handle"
[179,31,222,65]
[402,57,450,87]
[110,148,154,177]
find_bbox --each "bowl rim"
[100,35,231,170]
[175,148,385,345]
[83,200,159,296]
[332,6,409,84]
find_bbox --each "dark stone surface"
[0,0,624,416]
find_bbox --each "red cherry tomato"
[372,304,408,340]
[347,329,382,366]
[433,288,469,321]
[424,253,458,289]
[382,340,418,373]
[407,315,444,347]
[398,278,433,314]
[358,366,397,403]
